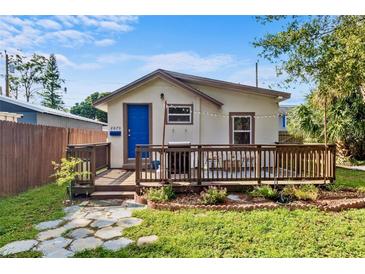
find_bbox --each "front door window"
[231,115,252,144]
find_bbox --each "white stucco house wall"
[94,69,291,168]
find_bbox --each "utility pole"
[255,61,259,88]
[4,50,10,97]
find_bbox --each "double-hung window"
[230,113,254,144]
[167,104,193,124]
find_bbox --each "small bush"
[250,186,278,200]
[200,187,227,205]
[281,184,318,201]
[145,186,175,202]
[52,157,88,186]
[294,184,319,201]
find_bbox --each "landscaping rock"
[122,200,147,209]
[102,238,133,251]
[0,240,38,256]
[70,237,103,252]
[43,248,74,258]
[90,219,116,229]
[137,235,158,247]
[227,194,242,202]
[37,237,72,256]
[95,227,123,240]
[37,227,67,241]
[35,219,64,231]
[63,211,87,221]
[117,217,143,228]
[63,218,92,230]
[68,228,94,239]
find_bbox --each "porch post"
[135,145,141,186]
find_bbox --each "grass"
[1,167,365,258]
[0,183,66,257]
[76,208,365,258]
[333,167,365,189]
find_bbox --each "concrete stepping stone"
[43,248,74,258]
[0,240,38,256]
[95,227,123,240]
[63,205,80,214]
[137,235,158,247]
[85,211,108,220]
[37,237,72,256]
[63,218,92,230]
[102,238,133,251]
[35,219,65,231]
[63,211,87,221]
[37,227,67,241]
[68,228,94,239]
[108,208,132,219]
[90,219,116,229]
[122,200,146,209]
[70,237,103,253]
[117,217,143,228]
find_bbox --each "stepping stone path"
[0,199,153,258]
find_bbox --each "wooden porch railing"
[66,142,111,185]
[135,144,336,185]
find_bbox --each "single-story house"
[94,69,291,169]
[0,95,106,130]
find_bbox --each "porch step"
[95,185,136,192]
[90,191,135,200]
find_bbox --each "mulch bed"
[140,190,365,212]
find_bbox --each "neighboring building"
[278,105,295,131]
[94,69,291,168]
[0,95,106,130]
[0,112,23,122]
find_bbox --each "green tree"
[70,92,109,123]
[9,53,47,102]
[254,16,365,101]
[40,54,65,110]
[254,16,365,160]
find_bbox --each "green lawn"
[1,167,365,258]
[0,183,65,257]
[334,167,365,189]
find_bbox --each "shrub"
[250,185,278,200]
[357,187,365,194]
[200,187,227,205]
[52,157,88,186]
[145,186,175,202]
[281,184,318,201]
[294,184,319,201]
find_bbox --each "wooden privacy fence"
[0,120,107,196]
[66,143,111,185]
[135,144,336,185]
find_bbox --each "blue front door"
[127,104,149,158]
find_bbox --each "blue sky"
[0,16,308,108]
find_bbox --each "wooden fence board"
[0,120,107,196]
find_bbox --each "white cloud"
[94,38,116,47]
[0,16,139,50]
[36,19,62,30]
[96,51,237,73]
[54,53,102,70]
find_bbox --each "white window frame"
[166,104,193,124]
[231,115,252,144]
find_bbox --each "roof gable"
[93,69,224,107]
